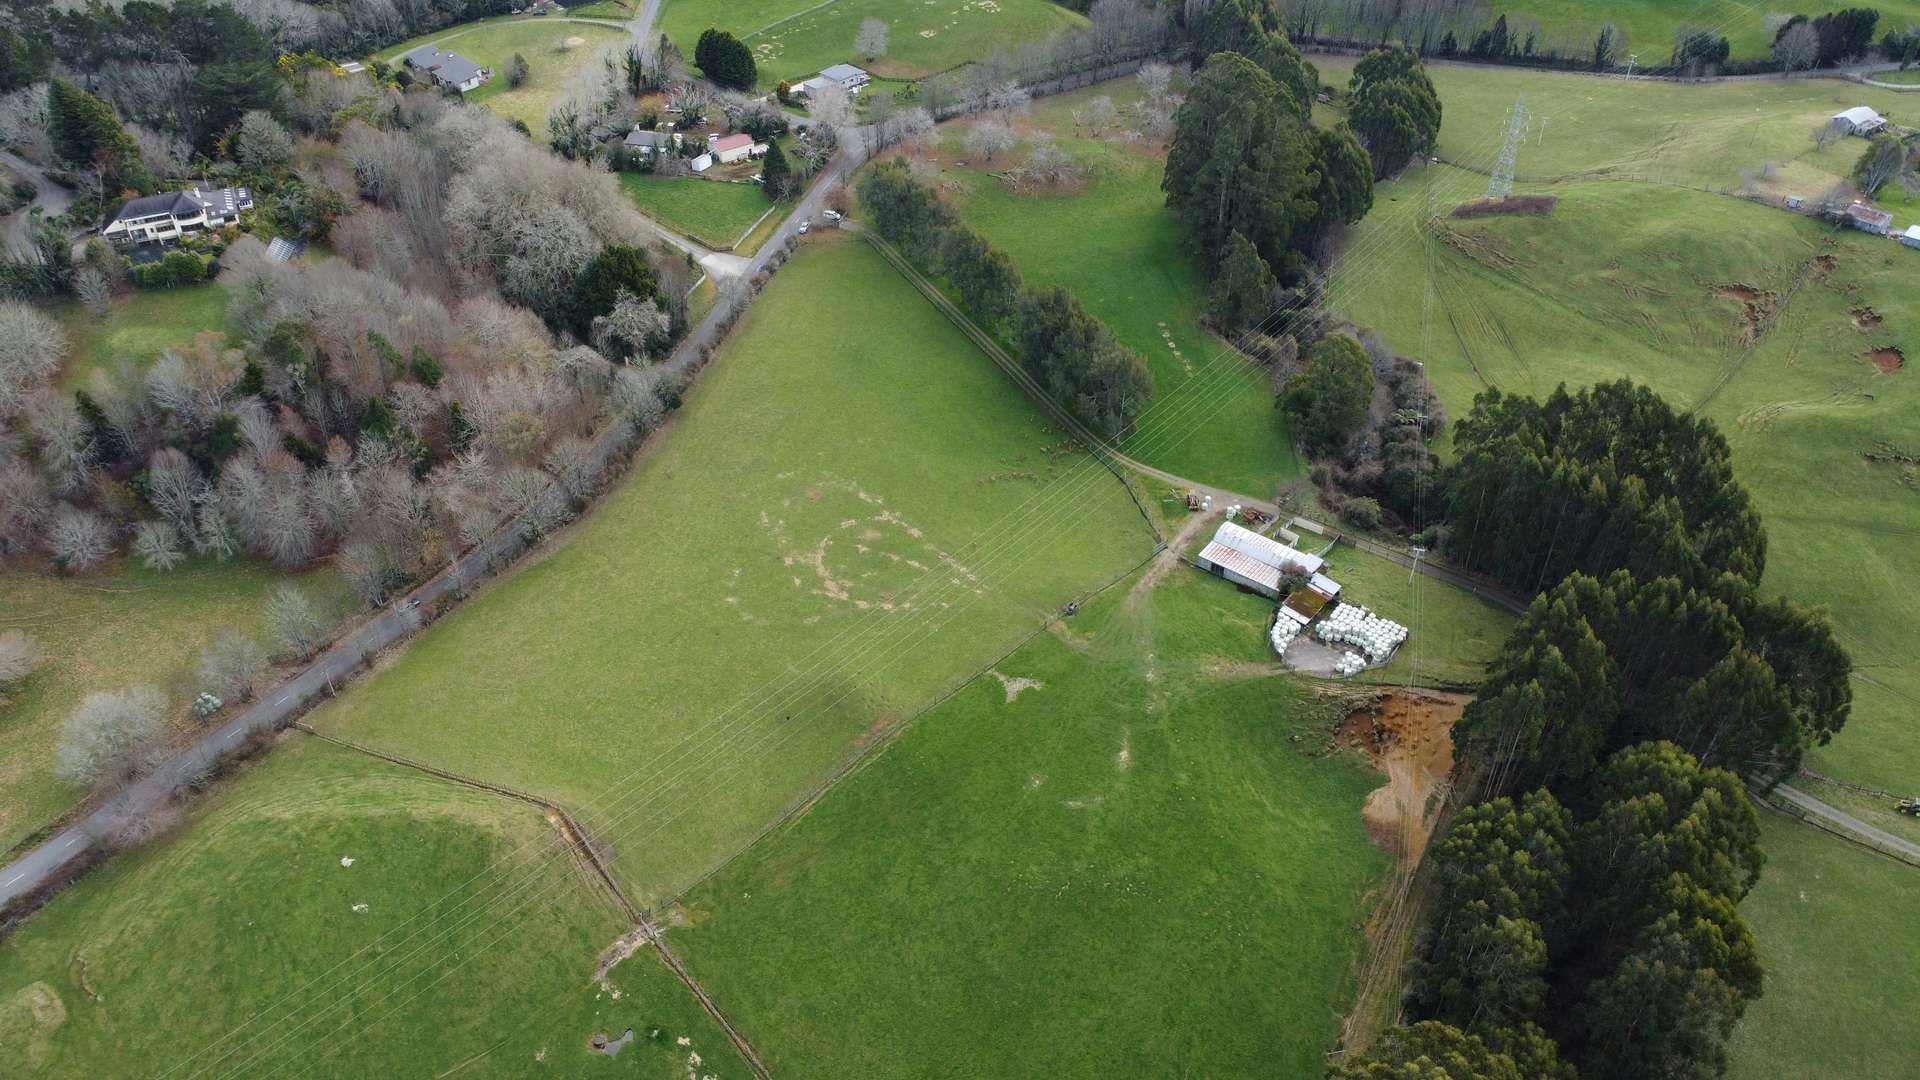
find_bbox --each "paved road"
[0,149,73,255]
[0,132,867,912]
[1773,784,1920,861]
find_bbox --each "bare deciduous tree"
[265,584,329,658]
[1775,21,1819,72]
[198,629,268,703]
[590,291,671,360]
[0,630,43,687]
[74,267,114,315]
[808,81,855,131]
[236,110,293,172]
[28,394,96,496]
[856,17,891,60]
[965,116,1019,162]
[55,685,167,788]
[0,460,52,557]
[49,503,111,572]
[1080,95,1117,132]
[132,520,185,571]
[0,300,68,418]
[1137,61,1174,101]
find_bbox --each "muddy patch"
[1712,283,1775,342]
[1813,254,1836,273]
[1852,306,1883,329]
[1339,690,1468,861]
[1,982,68,1070]
[593,925,650,994]
[1868,346,1905,373]
[989,669,1044,703]
[1450,193,1558,218]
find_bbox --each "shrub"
[1341,496,1382,531]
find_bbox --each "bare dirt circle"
[1867,346,1905,374]
[563,35,587,47]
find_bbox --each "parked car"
[797,220,810,235]
[822,209,843,222]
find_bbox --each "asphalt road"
[1773,784,1920,861]
[0,149,72,254]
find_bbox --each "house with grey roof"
[100,185,254,246]
[623,128,679,156]
[400,45,489,93]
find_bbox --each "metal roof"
[1196,541,1281,593]
[1211,521,1325,575]
[710,133,753,152]
[624,128,672,147]
[1834,106,1884,125]
[820,63,869,82]
[1309,572,1342,597]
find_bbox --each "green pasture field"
[1314,542,1515,687]
[303,235,1158,904]
[659,0,1085,87]
[52,282,229,391]
[374,19,627,130]
[1724,815,1920,1079]
[664,554,1391,1077]
[617,175,772,249]
[0,738,747,1079]
[1335,179,1920,793]
[565,0,636,17]
[1300,1,1920,62]
[918,79,1303,496]
[0,560,345,856]
[1313,54,1920,211]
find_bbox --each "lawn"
[303,235,1159,904]
[0,738,749,1079]
[0,559,345,856]
[915,78,1303,497]
[617,174,773,249]
[659,0,1086,87]
[1724,814,1920,1079]
[663,554,1391,1077]
[373,18,628,131]
[1314,542,1515,687]
[52,282,229,391]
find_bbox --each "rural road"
[1772,785,1920,861]
[0,130,869,913]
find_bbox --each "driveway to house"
[0,149,72,254]
[1772,784,1920,861]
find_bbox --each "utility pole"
[1624,52,1639,79]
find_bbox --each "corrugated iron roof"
[1196,541,1281,592]
[1211,521,1325,575]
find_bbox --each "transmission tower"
[1486,94,1527,200]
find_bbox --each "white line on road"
[3,872,22,887]
[61,836,79,848]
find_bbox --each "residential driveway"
[0,149,72,253]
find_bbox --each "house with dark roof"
[99,185,254,246]
[623,128,679,156]
[400,45,489,93]
[1846,201,1893,235]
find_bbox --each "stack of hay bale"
[1313,603,1409,670]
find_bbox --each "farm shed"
[1193,521,1325,600]
[1902,226,1920,250]
[709,133,756,164]
[1832,106,1887,136]
[1847,202,1894,235]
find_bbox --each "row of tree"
[1341,741,1766,1080]
[857,161,1154,436]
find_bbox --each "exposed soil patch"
[1868,346,1905,373]
[988,669,1044,703]
[1814,254,1837,273]
[1712,283,1775,342]
[1852,306,1883,328]
[1127,508,1219,610]
[1339,690,1469,861]
[1450,193,1558,219]
[593,925,650,993]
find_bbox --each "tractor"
[1896,797,1920,817]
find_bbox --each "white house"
[1832,106,1887,136]
[689,152,715,173]
[708,132,756,165]
[400,45,488,93]
[1901,225,1920,250]
[100,185,253,246]
[1192,521,1325,600]
[796,63,871,98]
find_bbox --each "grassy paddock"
[0,739,747,1079]
[914,77,1303,496]
[304,236,1157,903]
[374,19,628,131]
[1314,542,1514,686]
[659,0,1085,87]
[0,560,345,855]
[617,174,772,249]
[665,559,1390,1077]
[1725,815,1920,1078]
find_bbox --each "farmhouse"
[1193,520,1325,600]
[795,63,871,98]
[100,184,253,246]
[399,45,488,93]
[1902,225,1920,250]
[1831,106,1887,136]
[1846,201,1893,234]
[624,128,678,156]
[708,133,757,165]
